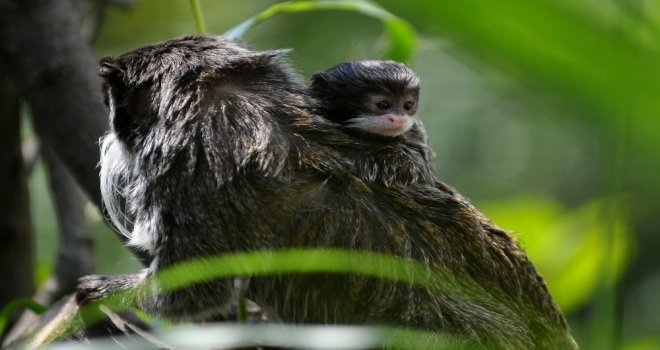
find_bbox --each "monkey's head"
[97,35,305,253]
[310,60,420,138]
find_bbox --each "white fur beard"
[100,133,163,254]
[99,133,137,240]
[344,115,414,137]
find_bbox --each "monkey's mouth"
[380,120,413,135]
[373,116,414,137]
[345,115,414,137]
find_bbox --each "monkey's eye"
[403,101,415,111]
[376,101,391,110]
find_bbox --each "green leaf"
[224,0,417,63]
[156,249,454,292]
[0,298,47,337]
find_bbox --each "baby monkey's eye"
[376,100,391,110]
[403,101,414,111]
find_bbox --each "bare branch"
[0,69,34,334]
[44,147,95,295]
[99,306,175,350]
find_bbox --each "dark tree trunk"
[0,0,108,211]
[0,74,34,309]
[0,0,148,263]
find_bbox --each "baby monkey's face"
[311,60,421,138]
[346,91,418,137]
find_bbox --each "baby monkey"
[311,60,420,138]
[310,60,436,187]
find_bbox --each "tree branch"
[45,147,95,295]
[0,67,34,339]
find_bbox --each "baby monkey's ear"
[310,71,328,86]
[99,57,151,146]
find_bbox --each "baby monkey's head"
[311,60,420,137]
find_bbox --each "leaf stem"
[189,0,206,34]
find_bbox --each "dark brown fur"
[78,35,576,349]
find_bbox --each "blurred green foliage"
[480,195,630,314]
[0,299,46,337]
[24,0,660,348]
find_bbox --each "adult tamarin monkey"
[77,36,576,349]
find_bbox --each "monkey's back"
[241,171,572,349]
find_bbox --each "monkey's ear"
[99,57,126,107]
[99,57,125,88]
[99,57,122,76]
[310,72,327,86]
[99,57,150,145]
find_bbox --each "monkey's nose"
[386,115,409,126]
[378,114,413,136]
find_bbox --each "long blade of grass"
[79,249,517,328]
[156,249,457,294]
[72,249,559,348]
[152,248,522,325]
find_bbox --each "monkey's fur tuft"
[78,35,577,349]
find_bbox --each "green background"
[28,1,660,348]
